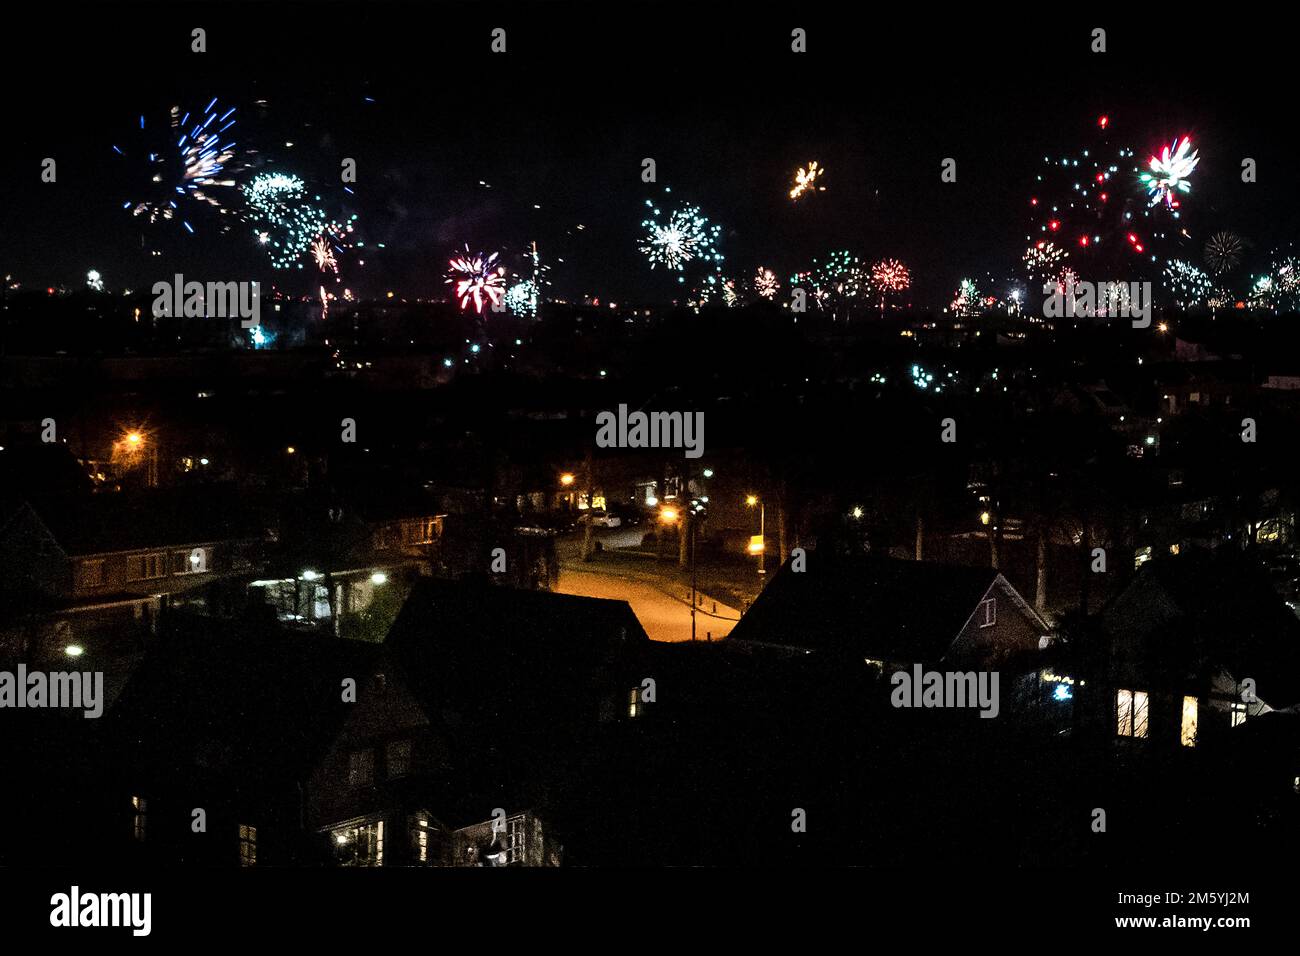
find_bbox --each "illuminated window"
[978,597,996,628]
[1116,689,1149,739]
[1180,696,1198,747]
[1134,547,1153,569]
[385,739,411,779]
[239,825,257,866]
[1168,543,1181,556]
[331,818,385,866]
[413,816,430,863]
[1231,703,1248,728]
[131,795,147,842]
[628,687,639,718]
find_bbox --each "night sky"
[3,5,1299,308]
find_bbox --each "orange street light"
[659,507,679,525]
[560,473,576,486]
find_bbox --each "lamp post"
[746,494,766,575]
[660,505,698,642]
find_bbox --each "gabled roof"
[102,616,380,789]
[728,552,1010,660]
[20,486,265,556]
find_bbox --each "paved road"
[554,527,741,643]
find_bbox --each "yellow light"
[980,511,991,526]
[659,507,679,524]
[560,473,575,486]
[126,432,142,446]
[64,645,84,657]
[1157,322,1168,332]
[748,535,766,554]
[851,506,864,519]
[287,446,296,455]
[745,495,758,507]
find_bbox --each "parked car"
[579,509,622,528]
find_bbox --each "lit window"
[131,795,147,842]
[1134,547,1153,569]
[1231,703,1248,728]
[239,825,257,866]
[628,688,639,718]
[1180,696,1198,747]
[978,597,996,628]
[1116,689,1150,739]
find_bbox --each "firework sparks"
[311,236,338,274]
[86,270,104,292]
[244,173,329,269]
[114,97,241,235]
[639,198,723,277]
[1140,137,1199,209]
[754,267,779,300]
[1023,241,1068,285]
[870,258,910,314]
[1162,259,1213,308]
[950,278,980,316]
[1204,231,1243,276]
[447,248,507,313]
[789,161,826,200]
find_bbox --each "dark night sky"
[2,4,1298,308]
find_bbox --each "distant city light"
[65,645,84,657]
[370,572,388,585]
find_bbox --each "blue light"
[1053,684,1073,702]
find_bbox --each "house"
[728,552,1052,670]
[0,487,266,667]
[1094,549,1300,751]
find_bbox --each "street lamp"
[661,505,699,641]
[560,472,575,486]
[746,494,766,575]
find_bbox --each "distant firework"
[789,161,826,201]
[1162,259,1212,308]
[1204,231,1243,276]
[113,97,241,236]
[447,248,507,313]
[244,173,329,269]
[871,258,910,314]
[311,236,338,274]
[1023,241,1068,285]
[754,267,779,300]
[1140,137,1199,209]
[639,195,724,279]
[950,278,980,316]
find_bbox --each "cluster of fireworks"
[104,98,1300,321]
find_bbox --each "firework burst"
[244,173,329,269]
[789,161,826,200]
[754,267,779,300]
[1204,231,1244,276]
[871,258,910,314]
[1162,259,1213,308]
[447,248,507,313]
[114,97,241,235]
[950,278,980,316]
[311,236,338,274]
[639,197,724,279]
[1139,137,1199,209]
